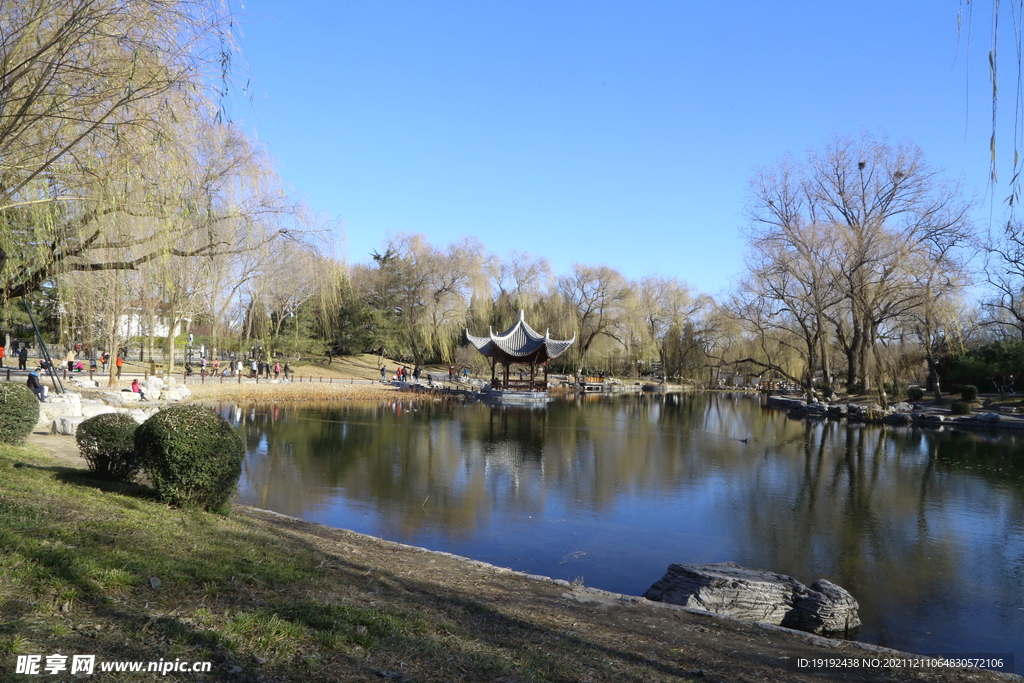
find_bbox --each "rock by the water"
[642,562,860,635]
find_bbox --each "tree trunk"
[845,332,860,391]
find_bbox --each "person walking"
[283,362,291,380]
[251,359,258,378]
[115,354,124,379]
[18,346,28,371]
[65,348,75,372]
[380,366,387,383]
[273,362,280,379]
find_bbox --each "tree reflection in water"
[219,393,1024,671]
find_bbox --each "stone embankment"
[35,376,191,436]
[768,394,1024,430]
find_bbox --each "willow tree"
[352,234,487,364]
[490,251,552,327]
[1,0,298,303]
[633,275,707,382]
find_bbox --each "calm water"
[222,393,1024,670]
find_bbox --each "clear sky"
[232,1,1010,297]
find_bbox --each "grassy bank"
[0,442,1013,683]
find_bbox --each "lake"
[221,392,1024,671]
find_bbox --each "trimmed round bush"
[0,382,40,444]
[135,405,244,512]
[907,387,925,402]
[950,401,971,415]
[960,385,979,402]
[76,413,140,481]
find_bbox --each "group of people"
[183,357,290,380]
[249,359,288,380]
[0,344,31,370]
[63,348,125,377]
[380,365,420,383]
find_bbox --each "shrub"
[135,405,244,512]
[950,401,971,415]
[907,387,925,402]
[960,385,978,402]
[0,382,40,444]
[76,413,140,481]
[883,382,907,397]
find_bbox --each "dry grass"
[182,379,404,403]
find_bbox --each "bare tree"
[558,264,631,372]
[746,132,974,392]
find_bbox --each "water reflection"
[223,393,1024,669]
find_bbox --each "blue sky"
[233,1,1010,296]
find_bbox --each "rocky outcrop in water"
[642,562,860,635]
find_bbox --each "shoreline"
[16,436,1024,679]
[20,431,1024,681]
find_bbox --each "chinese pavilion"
[465,311,576,392]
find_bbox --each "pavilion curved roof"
[465,310,575,361]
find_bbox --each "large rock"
[51,415,89,436]
[81,402,117,419]
[45,391,82,416]
[163,387,190,401]
[642,562,860,635]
